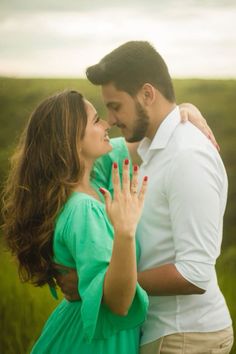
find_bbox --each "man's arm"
[54,261,204,299]
[138,264,205,296]
[54,263,81,301]
[138,146,224,296]
[56,142,222,299]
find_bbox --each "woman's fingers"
[112,162,121,199]
[104,160,148,210]
[179,109,188,123]
[131,164,139,195]
[112,159,131,197]
[99,187,112,209]
[207,127,220,151]
[196,121,220,151]
[122,158,130,194]
[138,176,148,204]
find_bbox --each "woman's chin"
[94,142,112,159]
[103,141,113,154]
[105,141,113,152]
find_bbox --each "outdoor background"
[0,1,236,353]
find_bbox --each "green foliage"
[0,78,235,353]
[1,78,236,245]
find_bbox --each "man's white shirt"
[137,106,232,345]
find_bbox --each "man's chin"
[121,128,144,143]
[125,135,143,143]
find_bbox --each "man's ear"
[138,83,156,106]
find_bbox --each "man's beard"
[126,101,150,143]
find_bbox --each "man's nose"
[107,112,117,126]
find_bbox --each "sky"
[0,0,236,78]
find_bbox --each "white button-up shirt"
[137,106,232,345]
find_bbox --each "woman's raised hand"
[99,159,148,237]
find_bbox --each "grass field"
[0,242,235,354]
[0,78,235,353]
[0,242,62,353]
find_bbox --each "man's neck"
[146,102,176,141]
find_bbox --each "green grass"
[216,248,236,354]
[0,243,235,354]
[0,243,63,354]
[0,78,236,353]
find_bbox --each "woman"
[2,90,216,353]
[2,90,149,354]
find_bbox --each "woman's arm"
[100,160,147,315]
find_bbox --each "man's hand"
[53,263,81,301]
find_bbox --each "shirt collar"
[138,106,180,162]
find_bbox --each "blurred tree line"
[0,78,235,248]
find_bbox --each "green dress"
[31,138,148,354]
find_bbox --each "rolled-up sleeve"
[166,147,227,290]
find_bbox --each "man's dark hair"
[86,41,175,102]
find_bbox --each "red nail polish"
[144,176,148,182]
[113,162,118,169]
[99,188,105,195]
[124,158,129,165]
[134,165,138,172]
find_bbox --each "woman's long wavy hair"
[2,90,87,287]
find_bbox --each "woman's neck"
[79,162,93,189]
[73,159,101,201]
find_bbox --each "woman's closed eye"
[94,116,101,124]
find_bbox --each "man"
[58,41,233,353]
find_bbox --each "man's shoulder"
[165,123,227,182]
[166,121,226,173]
[171,121,210,151]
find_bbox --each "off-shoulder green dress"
[31,138,148,354]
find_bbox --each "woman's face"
[80,100,112,161]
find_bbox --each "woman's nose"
[101,119,111,129]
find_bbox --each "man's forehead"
[102,83,118,95]
[101,84,127,102]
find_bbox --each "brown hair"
[2,90,87,287]
[86,40,175,102]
